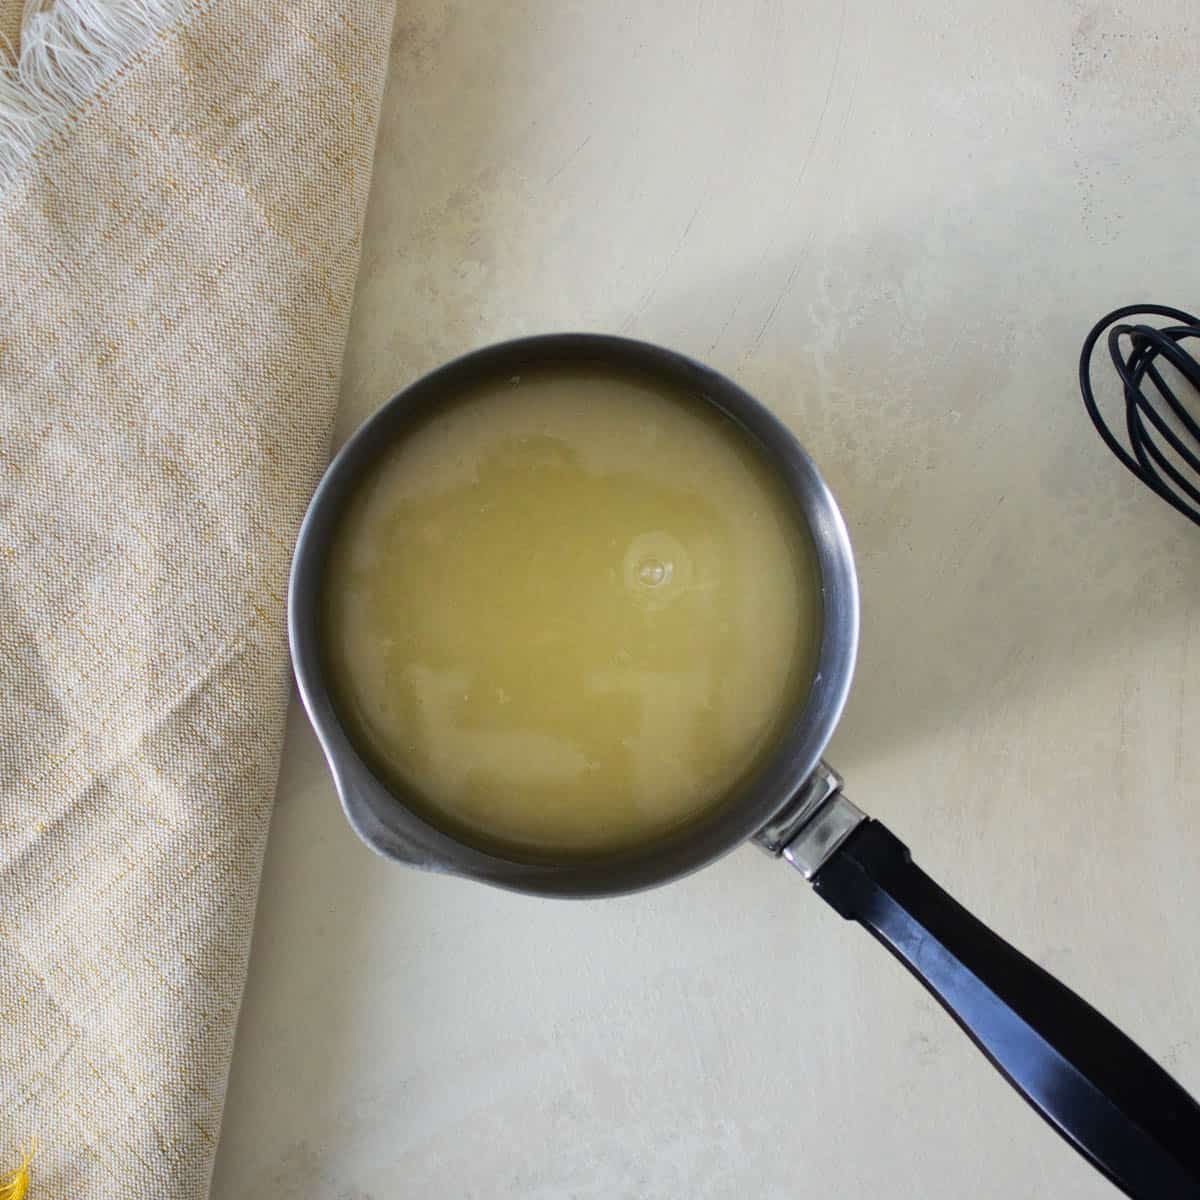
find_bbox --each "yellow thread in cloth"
[0,1141,35,1200]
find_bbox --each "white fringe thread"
[0,0,196,195]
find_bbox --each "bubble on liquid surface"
[623,531,691,608]
[637,557,672,587]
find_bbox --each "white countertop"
[212,3,1200,1196]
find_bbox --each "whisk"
[1079,303,1200,528]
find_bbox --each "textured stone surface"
[215,3,1200,1196]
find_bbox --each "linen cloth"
[0,2,393,1194]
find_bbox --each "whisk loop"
[1080,303,1200,528]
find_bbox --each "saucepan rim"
[288,333,859,897]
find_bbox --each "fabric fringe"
[0,0,197,194]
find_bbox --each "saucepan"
[288,334,1200,1198]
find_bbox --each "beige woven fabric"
[0,2,392,1195]
[0,3,21,51]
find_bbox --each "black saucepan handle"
[812,819,1200,1198]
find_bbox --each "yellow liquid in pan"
[323,365,821,858]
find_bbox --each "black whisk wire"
[1079,303,1200,528]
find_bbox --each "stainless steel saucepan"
[289,335,1200,1198]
